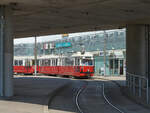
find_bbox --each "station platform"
[0,76,71,113]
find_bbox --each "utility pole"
[34,36,37,76]
[112,48,115,76]
[103,31,107,76]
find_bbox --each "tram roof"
[14,56,34,60]
[72,52,93,57]
[1,0,150,38]
[38,55,61,59]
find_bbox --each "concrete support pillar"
[0,6,13,97]
[126,24,150,81]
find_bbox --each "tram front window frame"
[81,58,93,66]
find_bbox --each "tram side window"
[82,59,93,66]
[62,58,65,66]
[42,59,45,66]
[65,58,74,66]
[51,59,53,66]
[32,60,35,65]
[45,59,48,66]
[54,59,56,66]
[48,60,51,66]
[53,59,55,66]
[50,59,52,66]
[30,60,33,66]
[25,60,30,66]
[41,60,42,66]
[15,60,18,66]
[39,60,41,66]
[56,59,58,66]
[40,60,43,66]
[52,59,55,66]
[23,60,25,66]
[78,59,80,65]
[34,60,39,66]
[19,60,23,66]
[59,58,62,66]
[75,58,80,66]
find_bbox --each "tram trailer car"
[38,55,59,75]
[13,56,37,74]
[38,52,94,78]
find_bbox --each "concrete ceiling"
[1,0,150,38]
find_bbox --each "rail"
[76,86,85,113]
[75,82,88,113]
[126,72,149,104]
[102,84,125,113]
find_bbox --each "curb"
[43,82,72,113]
[93,76,123,87]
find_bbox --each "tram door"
[36,60,39,72]
[75,58,80,72]
[119,60,124,75]
[31,59,38,72]
[25,59,31,72]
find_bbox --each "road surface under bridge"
[0,0,150,107]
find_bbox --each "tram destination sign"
[55,42,71,48]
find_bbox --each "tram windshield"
[81,59,93,66]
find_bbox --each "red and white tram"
[38,55,60,75]
[13,56,36,74]
[13,52,95,78]
[38,52,94,77]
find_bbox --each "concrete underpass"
[0,0,150,113]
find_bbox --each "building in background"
[94,49,126,76]
[14,30,125,56]
[14,29,126,76]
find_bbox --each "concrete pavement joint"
[93,76,124,87]
[43,82,72,113]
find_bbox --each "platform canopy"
[1,0,150,38]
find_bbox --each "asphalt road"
[2,75,148,113]
[48,78,150,113]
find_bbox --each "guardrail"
[126,72,149,104]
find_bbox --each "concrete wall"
[126,25,148,77]
[0,6,13,97]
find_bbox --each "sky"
[14,29,125,44]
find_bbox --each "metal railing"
[126,72,149,104]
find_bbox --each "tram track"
[48,80,86,113]
[75,82,88,113]
[102,83,125,113]
[75,80,125,113]
[48,78,126,113]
